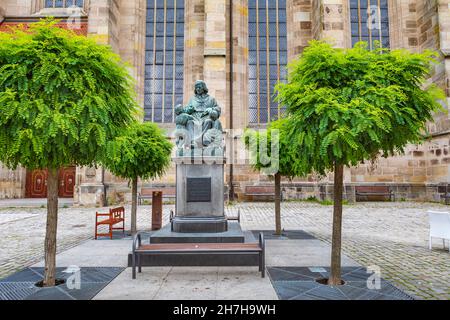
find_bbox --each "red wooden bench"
[245,185,283,201]
[95,206,125,239]
[355,186,395,202]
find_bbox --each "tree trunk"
[274,172,282,236]
[328,163,344,286]
[43,167,59,287]
[131,178,138,235]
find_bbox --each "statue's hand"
[185,105,195,114]
[209,110,219,121]
[201,108,212,117]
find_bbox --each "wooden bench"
[138,187,176,205]
[245,185,283,201]
[355,186,395,202]
[95,206,125,239]
[131,232,265,279]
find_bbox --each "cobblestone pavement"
[0,205,172,279]
[0,201,449,300]
[236,202,450,300]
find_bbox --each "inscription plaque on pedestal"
[186,177,211,202]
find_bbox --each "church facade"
[1,0,450,205]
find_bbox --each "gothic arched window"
[44,0,84,8]
[144,0,185,123]
[248,0,287,124]
[350,0,390,49]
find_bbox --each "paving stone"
[250,230,315,240]
[236,202,450,299]
[0,201,448,299]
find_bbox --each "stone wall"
[338,0,450,202]
[119,0,146,108]
[87,0,121,51]
[184,0,205,102]
[439,0,450,135]
[4,0,450,204]
[313,0,350,48]
[230,0,249,129]
[287,0,313,60]
[0,4,4,21]
[0,165,26,199]
[415,0,448,135]
[311,0,321,40]
[1,0,32,16]
[203,0,228,125]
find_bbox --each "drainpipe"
[102,167,107,207]
[228,0,235,201]
[0,6,4,23]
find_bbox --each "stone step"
[171,216,228,233]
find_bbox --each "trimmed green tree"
[0,20,138,286]
[244,118,303,235]
[103,121,172,235]
[275,41,444,285]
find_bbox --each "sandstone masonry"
[1,0,450,205]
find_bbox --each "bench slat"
[355,186,394,202]
[355,186,391,193]
[97,218,124,225]
[245,186,275,195]
[137,243,261,252]
[355,192,391,195]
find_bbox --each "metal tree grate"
[0,267,124,300]
[267,266,415,300]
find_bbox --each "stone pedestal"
[172,156,227,233]
[150,221,245,244]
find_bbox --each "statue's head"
[194,80,208,95]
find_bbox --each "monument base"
[171,216,228,233]
[150,221,245,243]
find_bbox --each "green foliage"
[244,118,305,178]
[0,19,138,170]
[103,122,172,181]
[273,41,445,175]
[305,196,318,202]
[319,199,333,206]
[318,199,350,206]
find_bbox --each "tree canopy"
[0,19,140,287]
[271,40,446,285]
[275,41,445,175]
[0,19,139,170]
[244,118,302,178]
[103,121,173,181]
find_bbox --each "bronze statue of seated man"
[176,80,223,148]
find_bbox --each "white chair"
[427,211,450,252]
